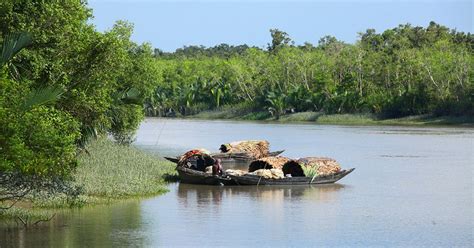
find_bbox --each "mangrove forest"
[0,0,472,223]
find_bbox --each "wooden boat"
[177,166,235,185]
[228,168,355,185]
[211,150,285,162]
[164,156,179,163]
[164,150,285,164]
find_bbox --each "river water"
[1,118,473,247]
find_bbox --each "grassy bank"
[1,138,176,223]
[189,108,474,127]
[75,138,175,200]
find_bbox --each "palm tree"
[1,32,65,111]
[0,32,32,66]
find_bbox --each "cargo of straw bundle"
[219,140,270,159]
[248,156,290,172]
[225,168,284,179]
[249,169,284,179]
[297,157,341,176]
[225,169,247,177]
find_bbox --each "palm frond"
[1,32,32,66]
[123,87,143,104]
[21,85,65,111]
[112,87,143,105]
[77,125,98,149]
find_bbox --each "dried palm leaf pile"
[225,168,284,179]
[250,169,284,179]
[219,140,269,159]
[225,156,297,179]
[297,157,341,176]
[225,169,247,177]
[248,156,290,172]
[225,156,290,179]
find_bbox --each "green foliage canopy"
[148,23,473,118]
[0,0,160,201]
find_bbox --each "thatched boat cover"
[220,140,270,159]
[177,149,214,167]
[248,156,290,172]
[297,157,341,176]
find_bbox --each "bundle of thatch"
[248,156,290,172]
[205,166,214,174]
[297,157,341,176]
[219,140,270,159]
[225,167,284,179]
[225,169,247,177]
[249,169,284,179]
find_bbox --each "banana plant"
[209,81,231,107]
[265,90,287,118]
[184,83,196,107]
[210,87,222,107]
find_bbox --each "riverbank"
[0,138,176,224]
[188,109,474,127]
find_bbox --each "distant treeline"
[148,23,473,118]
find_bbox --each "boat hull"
[228,168,355,185]
[177,166,235,185]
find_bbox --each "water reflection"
[177,183,346,209]
[0,200,146,248]
[2,119,473,247]
[138,182,349,247]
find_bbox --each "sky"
[88,0,473,52]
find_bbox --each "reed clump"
[3,138,176,214]
[75,138,176,199]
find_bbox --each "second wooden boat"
[228,168,355,185]
[164,150,285,164]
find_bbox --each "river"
[2,118,473,247]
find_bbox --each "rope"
[154,118,167,147]
[310,173,318,184]
[256,162,268,186]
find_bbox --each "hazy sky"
[88,0,473,52]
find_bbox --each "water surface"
[2,119,473,247]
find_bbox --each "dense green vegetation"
[0,0,472,223]
[0,1,160,212]
[148,22,473,120]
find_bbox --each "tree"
[0,32,80,207]
[268,29,293,52]
[1,0,163,209]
